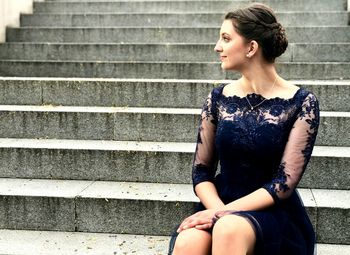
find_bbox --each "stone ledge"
[6,27,350,43]
[0,229,348,255]
[32,0,347,13]
[1,61,350,80]
[0,106,347,146]
[0,178,348,243]
[0,78,348,111]
[19,11,349,27]
[0,139,348,189]
[1,43,349,62]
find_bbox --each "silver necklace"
[244,76,278,110]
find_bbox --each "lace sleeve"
[263,92,320,202]
[192,87,222,191]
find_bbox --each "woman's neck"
[239,63,280,96]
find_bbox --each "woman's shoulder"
[274,81,318,104]
[212,81,240,98]
[291,84,319,104]
[209,82,229,99]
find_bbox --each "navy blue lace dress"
[179,84,319,255]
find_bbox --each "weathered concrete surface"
[0,106,347,146]
[0,78,348,111]
[76,182,198,235]
[6,27,350,43]
[0,61,349,80]
[0,230,169,255]
[1,43,349,62]
[0,108,115,140]
[313,189,350,244]
[20,12,349,27]
[32,0,347,13]
[0,178,348,243]
[0,178,90,231]
[0,138,348,190]
[0,229,348,255]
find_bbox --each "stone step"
[6,27,350,43]
[0,229,169,255]
[0,138,348,190]
[0,178,348,244]
[0,105,347,146]
[32,0,347,13]
[0,229,349,255]
[0,78,348,112]
[20,12,349,27]
[1,60,349,80]
[1,43,349,62]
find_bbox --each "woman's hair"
[225,3,288,63]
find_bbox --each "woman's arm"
[191,86,223,204]
[223,188,274,211]
[177,87,225,232]
[195,181,225,209]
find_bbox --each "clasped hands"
[177,209,236,233]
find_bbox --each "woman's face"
[214,19,250,71]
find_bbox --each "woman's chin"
[220,63,228,70]
[220,63,232,70]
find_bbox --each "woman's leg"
[212,215,256,255]
[173,227,212,255]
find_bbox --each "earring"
[246,54,250,58]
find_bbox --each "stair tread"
[0,229,168,255]
[0,138,348,156]
[0,178,349,209]
[0,105,348,116]
[1,77,350,85]
[0,229,348,255]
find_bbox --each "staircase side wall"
[0,0,44,42]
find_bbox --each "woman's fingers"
[178,217,194,230]
[177,217,213,232]
[195,223,213,230]
[177,210,218,232]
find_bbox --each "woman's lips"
[220,56,227,61]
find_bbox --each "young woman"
[170,3,319,255]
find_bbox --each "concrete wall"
[0,0,44,42]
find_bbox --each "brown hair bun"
[225,3,288,63]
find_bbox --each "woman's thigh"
[173,227,212,255]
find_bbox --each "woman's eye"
[223,37,230,42]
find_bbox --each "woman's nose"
[214,40,222,52]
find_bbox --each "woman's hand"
[177,209,217,233]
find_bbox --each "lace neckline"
[221,85,302,103]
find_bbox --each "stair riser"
[0,111,347,146]
[20,12,349,27]
[6,27,350,43]
[0,147,348,190]
[32,0,347,13]
[0,196,75,231]
[317,208,350,244]
[1,44,349,62]
[0,195,348,244]
[0,80,348,112]
[1,62,349,80]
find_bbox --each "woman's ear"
[246,40,259,58]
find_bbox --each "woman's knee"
[173,228,211,255]
[213,214,256,242]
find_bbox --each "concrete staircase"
[0,0,349,254]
